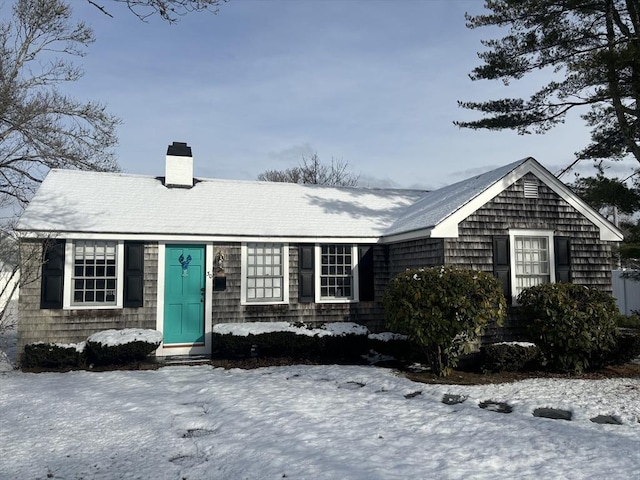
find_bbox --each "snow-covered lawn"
[1,363,639,479]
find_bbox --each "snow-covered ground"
[0,365,639,479]
[1,318,640,479]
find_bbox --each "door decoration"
[178,254,192,276]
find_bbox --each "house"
[15,142,623,358]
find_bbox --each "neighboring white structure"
[0,234,19,317]
[612,270,640,315]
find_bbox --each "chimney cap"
[167,141,192,157]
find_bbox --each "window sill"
[316,298,358,304]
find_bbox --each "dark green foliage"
[480,343,543,373]
[518,283,619,373]
[571,173,640,216]
[212,331,369,360]
[382,266,506,376]
[367,336,421,362]
[616,314,640,330]
[22,343,83,368]
[86,340,159,366]
[603,331,640,366]
[457,0,640,166]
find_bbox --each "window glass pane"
[71,240,118,306]
[320,244,353,299]
[245,243,284,302]
[514,235,550,297]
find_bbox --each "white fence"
[612,270,640,315]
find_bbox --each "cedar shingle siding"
[17,241,158,354]
[444,175,614,291]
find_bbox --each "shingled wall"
[17,241,158,355]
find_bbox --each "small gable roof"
[382,157,622,242]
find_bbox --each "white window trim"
[240,243,290,305]
[315,244,359,304]
[508,229,556,304]
[63,240,125,310]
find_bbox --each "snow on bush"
[86,329,163,366]
[368,332,408,342]
[212,321,369,338]
[87,329,163,347]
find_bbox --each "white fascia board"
[379,228,433,244]
[16,231,381,244]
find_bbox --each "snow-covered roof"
[16,170,425,239]
[16,157,623,242]
[384,159,527,237]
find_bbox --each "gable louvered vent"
[524,179,539,199]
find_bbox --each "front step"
[161,355,211,365]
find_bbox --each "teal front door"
[164,245,205,345]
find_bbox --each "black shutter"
[124,242,144,308]
[554,237,572,283]
[41,240,65,309]
[299,245,314,303]
[493,236,511,300]
[358,245,375,301]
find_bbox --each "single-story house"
[15,142,623,357]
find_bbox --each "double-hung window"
[242,243,288,304]
[509,230,555,298]
[72,240,118,306]
[319,244,354,300]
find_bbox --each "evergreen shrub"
[212,330,369,360]
[603,331,640,366]
[480,343,542,372]
[85,329,162,366]
[22,343,84,368]
[382,266,506,376]
[518,283,618,373]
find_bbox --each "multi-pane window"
[320,245,353,299]
[246,243,283,302]
[72,241,117,305]
[514,236,550,295]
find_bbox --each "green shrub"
[86,329,162,366]
[212,331,369,360]
[518,283,619,373]
[603,331,640,366]
[382,266,506,376]
[367,333,422,361]
[22,343,84,368]
[617,314,640,330]
[480,342,542,372]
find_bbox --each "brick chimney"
[165,141,193,188]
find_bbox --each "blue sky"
[60,0,634,189]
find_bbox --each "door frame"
[156,242,213,356]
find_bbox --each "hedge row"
[212,332,424,360]
[22,329,162,369]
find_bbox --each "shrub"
[86,329,162,366]
[382,266,506,376]
[617,314,640,330]
[367,333,422,361]
[212,330,369,360]
[22,343,84,369]
[603,331,640,366]
[518,283,619,373]
[480,342,542,373]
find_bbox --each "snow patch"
[87,329,162,347]
[212,321,369,337]
[369,332,408,342]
